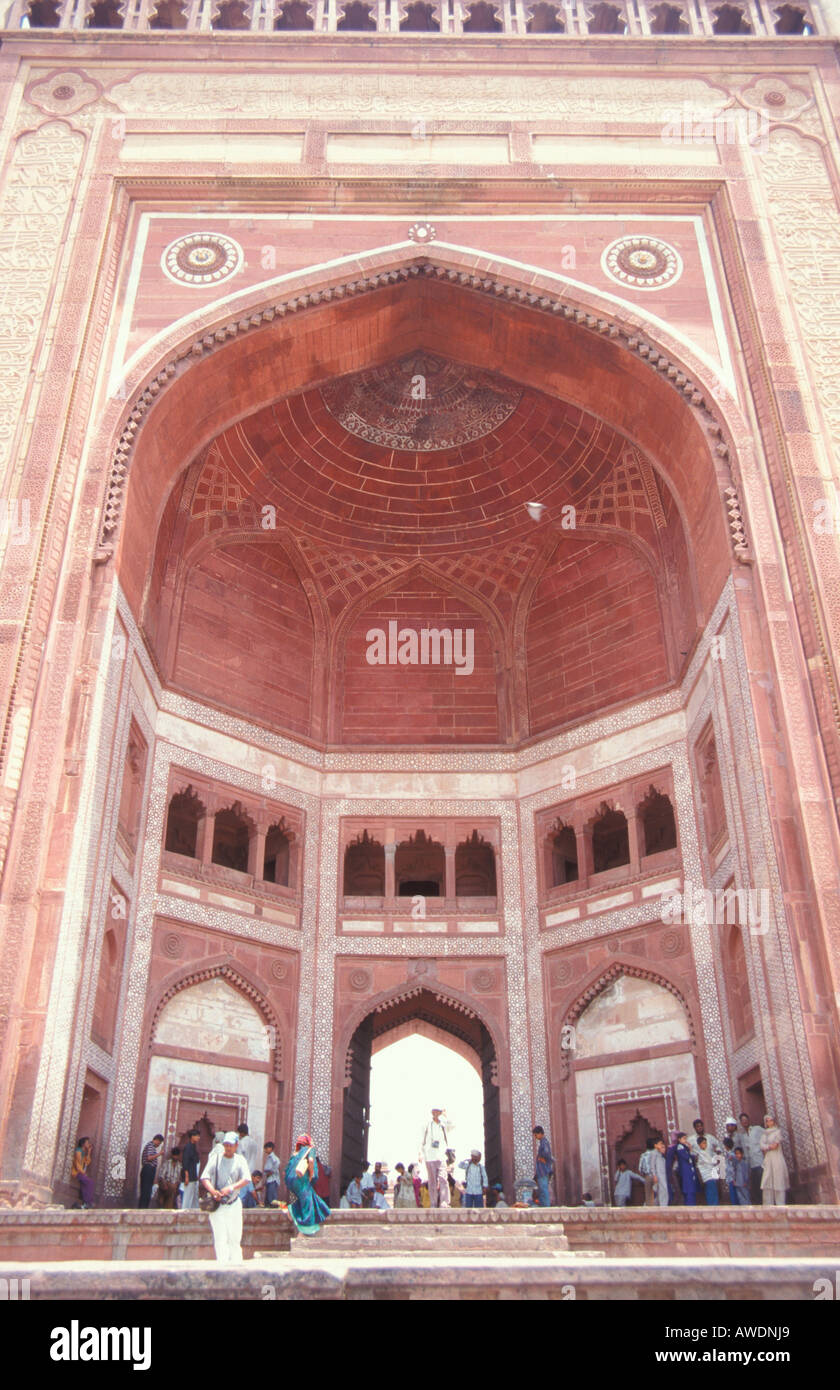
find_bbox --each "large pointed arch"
[335,975,509,1196]
[328,557,514,743]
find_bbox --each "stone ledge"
[0,1256,833,1301]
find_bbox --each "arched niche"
[575,973,691,1059]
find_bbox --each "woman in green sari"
[284,1133,330,1236]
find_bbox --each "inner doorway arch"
[340,987,503,1197]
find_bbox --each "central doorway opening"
[340,987,502,1197]
[367,1033,485,1182]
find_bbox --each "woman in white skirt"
[759,1113,790,1205]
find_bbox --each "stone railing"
[0,0,820,36]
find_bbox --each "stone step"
[0,1254,830,1301]
[285,1236,572,1256]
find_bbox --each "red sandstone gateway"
[0,0,838,1238]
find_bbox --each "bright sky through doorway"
[366,1034,486,1177]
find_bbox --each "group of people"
[343,1107,503,1210]
[70,1122,333,1262]
[341,1111,555,1210]
[198,1130,330,1262]
[68,1106,791,1248]
[343,1153,508,1210]
[612,1112,790,1208]
[136,1123,294,1212]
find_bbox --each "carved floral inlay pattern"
[25,69,101,117]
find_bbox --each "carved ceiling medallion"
[320,352,522,452]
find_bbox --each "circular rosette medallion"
[162,233,244,288]
[601,236,683,292]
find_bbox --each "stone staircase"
[3,1206,840,1298]
[271,1208,576,1258]
[275,1205,840,1261]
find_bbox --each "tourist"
[346,1173,363,1208]
[200,1131,252,1263]
[156,1145,182,1209]
[694,1136,720,1205]
[372,1161,388,1198]
[360,1162,374,1207]
[459,1149,488,1208]
[70,1136,94,1209]
[420,1107,452,1208]
[742,1114,766,1204]
[723,1116,739,1148]
[651,1138,670,1206]
[734,1111,752,1156]
[637,1138,657,1206]
[313,1153,332,1206]
[263,1141,282,1207]
[138,1133,164,1209]
[284,1133,330,1236]
[760,1113,790,1205]
[237,1123,259,1208]
[613,1158,644,1207]
[688,1117,724,1167]
[393,1163,416,1208]
[409,1162,422,1206]
[728,1146,750,1205]
[181,1128,201,1211]
[532,1125,554,1207]
[667,1132,699,1205]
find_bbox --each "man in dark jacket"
[181,1128,201,1210]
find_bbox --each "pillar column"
[626,805,642,874]
[444,843,456,907]
[384,842,396,905]
[576,815,593,885]
[197,800,216,865]
[249,819,268,880]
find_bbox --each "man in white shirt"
[420,1107,454,1208]
[637,1139,657,1206]
[359,1162,374,1206]
[200,1132,252,1263]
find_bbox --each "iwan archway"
[13,242,840,1210]
[339,987,504,1198]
